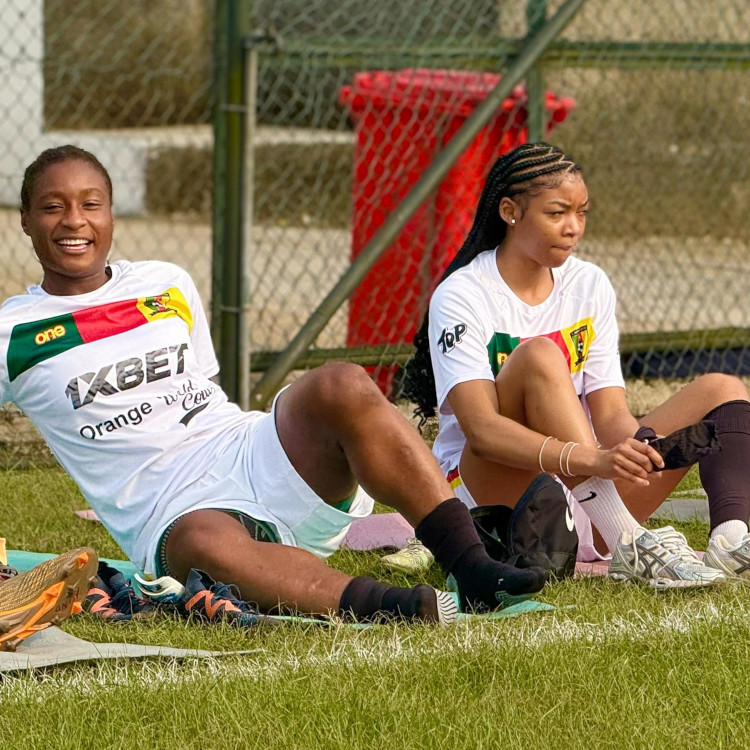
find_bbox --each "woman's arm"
[448,378,557,469]
[448,379,660,483]
[586,386,641,448]
[586,386,664,474]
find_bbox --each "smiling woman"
[402,141,750,588]
[0,145,554,627]
[20,146,114,296]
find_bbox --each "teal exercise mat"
[8,549,141,581]
[271,599,556,628]
[6,550,556,622]
[0,625,261,673]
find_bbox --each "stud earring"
[510,219,516,225]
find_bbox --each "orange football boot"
[0,548,98,651]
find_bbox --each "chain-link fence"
[0,0,215,466]
[235,0,750,406]
[1,0,214,299]
[2,0,750,462]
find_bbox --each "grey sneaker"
[433,589,459,626]
[703,534,750,580]
[380,538,435,575]
[609,526,725,589]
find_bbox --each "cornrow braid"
[401,142,581,422]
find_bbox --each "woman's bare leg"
[618,373,750,523]
[459,338,598,505]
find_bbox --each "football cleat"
[380,538,435,575]
[0,548,98,651]
[85,561,155,622]
[177,569,277,628]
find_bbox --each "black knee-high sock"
[338,577,438,623]
[414,498,545,609]
[700,400,750,530]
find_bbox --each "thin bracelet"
[565,442,579,477]
[538,436,554,473]
[558,441,576,477]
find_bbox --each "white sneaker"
[380,538,434,575]
[609,526,725,588]
[703,534,750,580]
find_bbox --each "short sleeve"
[0,336,11,406]
[429,279,494,409]
[0,375,9,406]
[582,270,625,395]
[178,269,219,379]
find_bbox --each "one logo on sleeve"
[437,323,467,354]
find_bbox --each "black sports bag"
[470,473,579,579]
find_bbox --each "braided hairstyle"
[402,142,582,421]
[21,145,113,212]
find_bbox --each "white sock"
[572,477,641,554]
[711,520,749,546]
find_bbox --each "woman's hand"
[577,438,664,486]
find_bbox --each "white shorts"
[143,390,374,575]
[444,458,608,563]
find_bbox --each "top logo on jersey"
[437,324,467,354]
[7,286,193,382]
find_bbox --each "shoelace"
[626,529,678,575]
[0,565,18,582]
[654,527,702,564]
[206,581,255,613]
[110,584,147,614]
[401,538,430,557]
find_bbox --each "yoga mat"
[0,625,260,673]
[342,512,413,550]
[8,550,140,581]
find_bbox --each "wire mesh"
[0,0,215,466]
[243,0,750,395]
[2,0,750,464]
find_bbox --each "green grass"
[2,466,750,749]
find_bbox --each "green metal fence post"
[526,0,548,142]
[212,0,252,404]
[249,0,585,410]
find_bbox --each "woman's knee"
[497,337,570,387]
[300,362,385,415]
[693,373,749,409]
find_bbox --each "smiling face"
[500,173,589,271]
[20,158,114,295]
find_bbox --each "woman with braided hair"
[403,141,750,586]
[0,144,550,627]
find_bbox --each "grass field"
[1,466,749,749]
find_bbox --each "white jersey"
[0,260,261,567]
[429,249,625,470]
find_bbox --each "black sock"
[414,498,545,611]
[700,400,750,531]
[338,577,438,623]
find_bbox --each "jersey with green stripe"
[0,260,257,570]
[428,250,625,470]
